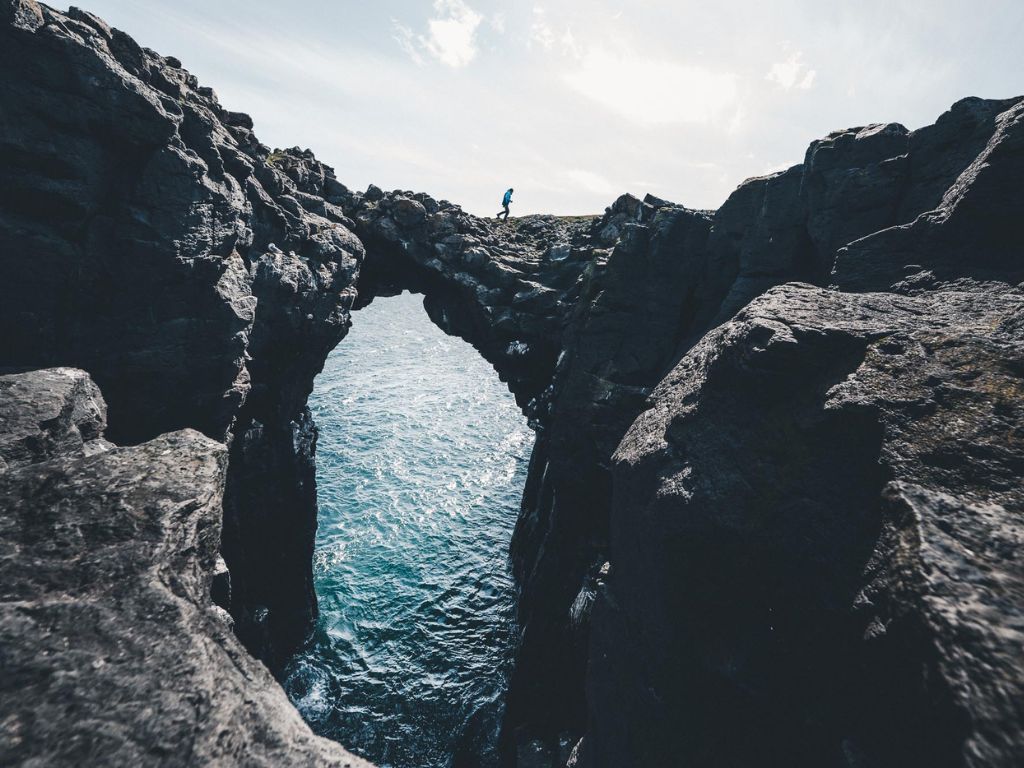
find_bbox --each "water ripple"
[284,292,530,768]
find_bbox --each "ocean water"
[283,291,532,768]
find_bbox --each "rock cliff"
[589,285,1024,767]
[1,1,1022,766]
[498,96,1024,757]
[0,0,363,665]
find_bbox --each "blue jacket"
[503,189,513,206]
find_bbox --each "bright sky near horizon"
[78,1,1022,216]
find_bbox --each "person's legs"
[501,204,509,220]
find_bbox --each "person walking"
[497,188,513,221]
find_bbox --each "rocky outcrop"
[501,197,714,744]
[832,99,1024,292]
[516,94,1019,765]
[496,95,1024,756]
[0,367,109,470]
[0,368,371,767]
[0,0,362,664]
[585,284,1024,767]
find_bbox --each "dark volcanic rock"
[832,98,1024,293]
[494,95,1024,755]
[504,199,714,742]
[0,0,363,663]
[1,1,256,444]
[0,369,370,767]
[0,367,108,470]
[587,284,1024,767]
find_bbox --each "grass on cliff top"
[498,213,598,230]
[504,214,597,224]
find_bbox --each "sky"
[77,1,1023,216]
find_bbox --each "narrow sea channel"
[284,291,532,767]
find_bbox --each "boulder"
[0,367,107,471]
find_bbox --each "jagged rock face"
[587,284,1024,767]
[833,99,1024,293]
[698,95,1021,329]
[0,1,363,663]
[498,95,1024,751]
[0,369,372,768]
[1,1,256,443]
[504,199,715,739]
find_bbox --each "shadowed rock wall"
[0,0,363,665]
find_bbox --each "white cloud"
[726,103,747,135]
[530,7,581,58]
[530,7,556,50]
[560,27,582,59]
[490,12,506,34]
[394,0,483,68]
[392,23,425,66]
[563,48,739,126]
[766,49,816,90]
[425,0,483,67]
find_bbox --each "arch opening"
[282,291,532,767]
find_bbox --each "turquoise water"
[283,291,532,767]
